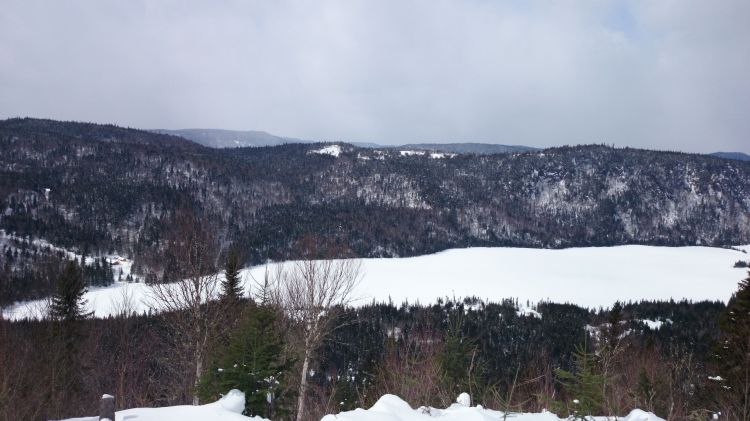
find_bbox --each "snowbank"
[60,392,666,421]
[60,390,266,421]
[321,394,665,421]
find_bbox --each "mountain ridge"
[151,127,311,148]
[709,151,750,161]
[151,127,537,155]
[2,118,750,273]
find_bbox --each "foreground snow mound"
[61,389,266,421]
[320,394,665,421]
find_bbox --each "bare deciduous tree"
[271,258,362,421]
[374,329,448,408]
[149,212,222,405]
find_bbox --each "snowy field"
[62,391,665,421]
[344,245,749,307]
[4,245,749,320]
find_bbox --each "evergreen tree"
[553,345,606,420]
[440,308,481,398]
[49,260,91,406]
[50,261,90,322]
[606,301,623,343]
[634,368,656,413]
[198,305,293,418]
[715,271,750,420]
[221,250,243,302]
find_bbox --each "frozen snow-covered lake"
[4,245,749,320]
[338,245,749,307]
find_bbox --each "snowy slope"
[4,245,748,320]
[321,394,664,421]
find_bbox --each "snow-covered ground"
[345,245,748,307]
[62,389,267,421]
[62,392,664,421]
[4,245,748,320]
[322,394,665,421]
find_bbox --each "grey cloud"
[0,0,748,153]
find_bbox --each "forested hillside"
[2,117,750,302]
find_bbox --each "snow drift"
[62,389,267,421]
[62,392,664,421]
[321,394,665,421]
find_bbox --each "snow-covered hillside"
[5,245,748,320]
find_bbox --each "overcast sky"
[1,1,748,152]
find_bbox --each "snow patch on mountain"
[638,319,672,330]
[429,152,456,159]
[311,145,342,157]
[400,150,426,157]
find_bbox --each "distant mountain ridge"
[392,142,536,154]
[152,128,311,148]
[710,151,750,162]
[154,127,535,154]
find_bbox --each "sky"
[1,0,748,153]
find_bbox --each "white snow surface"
[400,150,426,156]
[517,305,542,319]
[455,392,471,407]
[342,245,747,307]
[429,152,457,159]
[4,245,748,320]
[310,145,342,157]
[60,390,265,421]
[61,393,663,421]
[320,394,664,421]
[637,319,671,330]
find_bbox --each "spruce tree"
[440,309,479,397]
[198,305,293,418]
[553,345,606,419]
[49,260,91,403]
[50,261,90,322]
[221,250,243,302]
[715,271,750,420]
[606,301,623,342]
